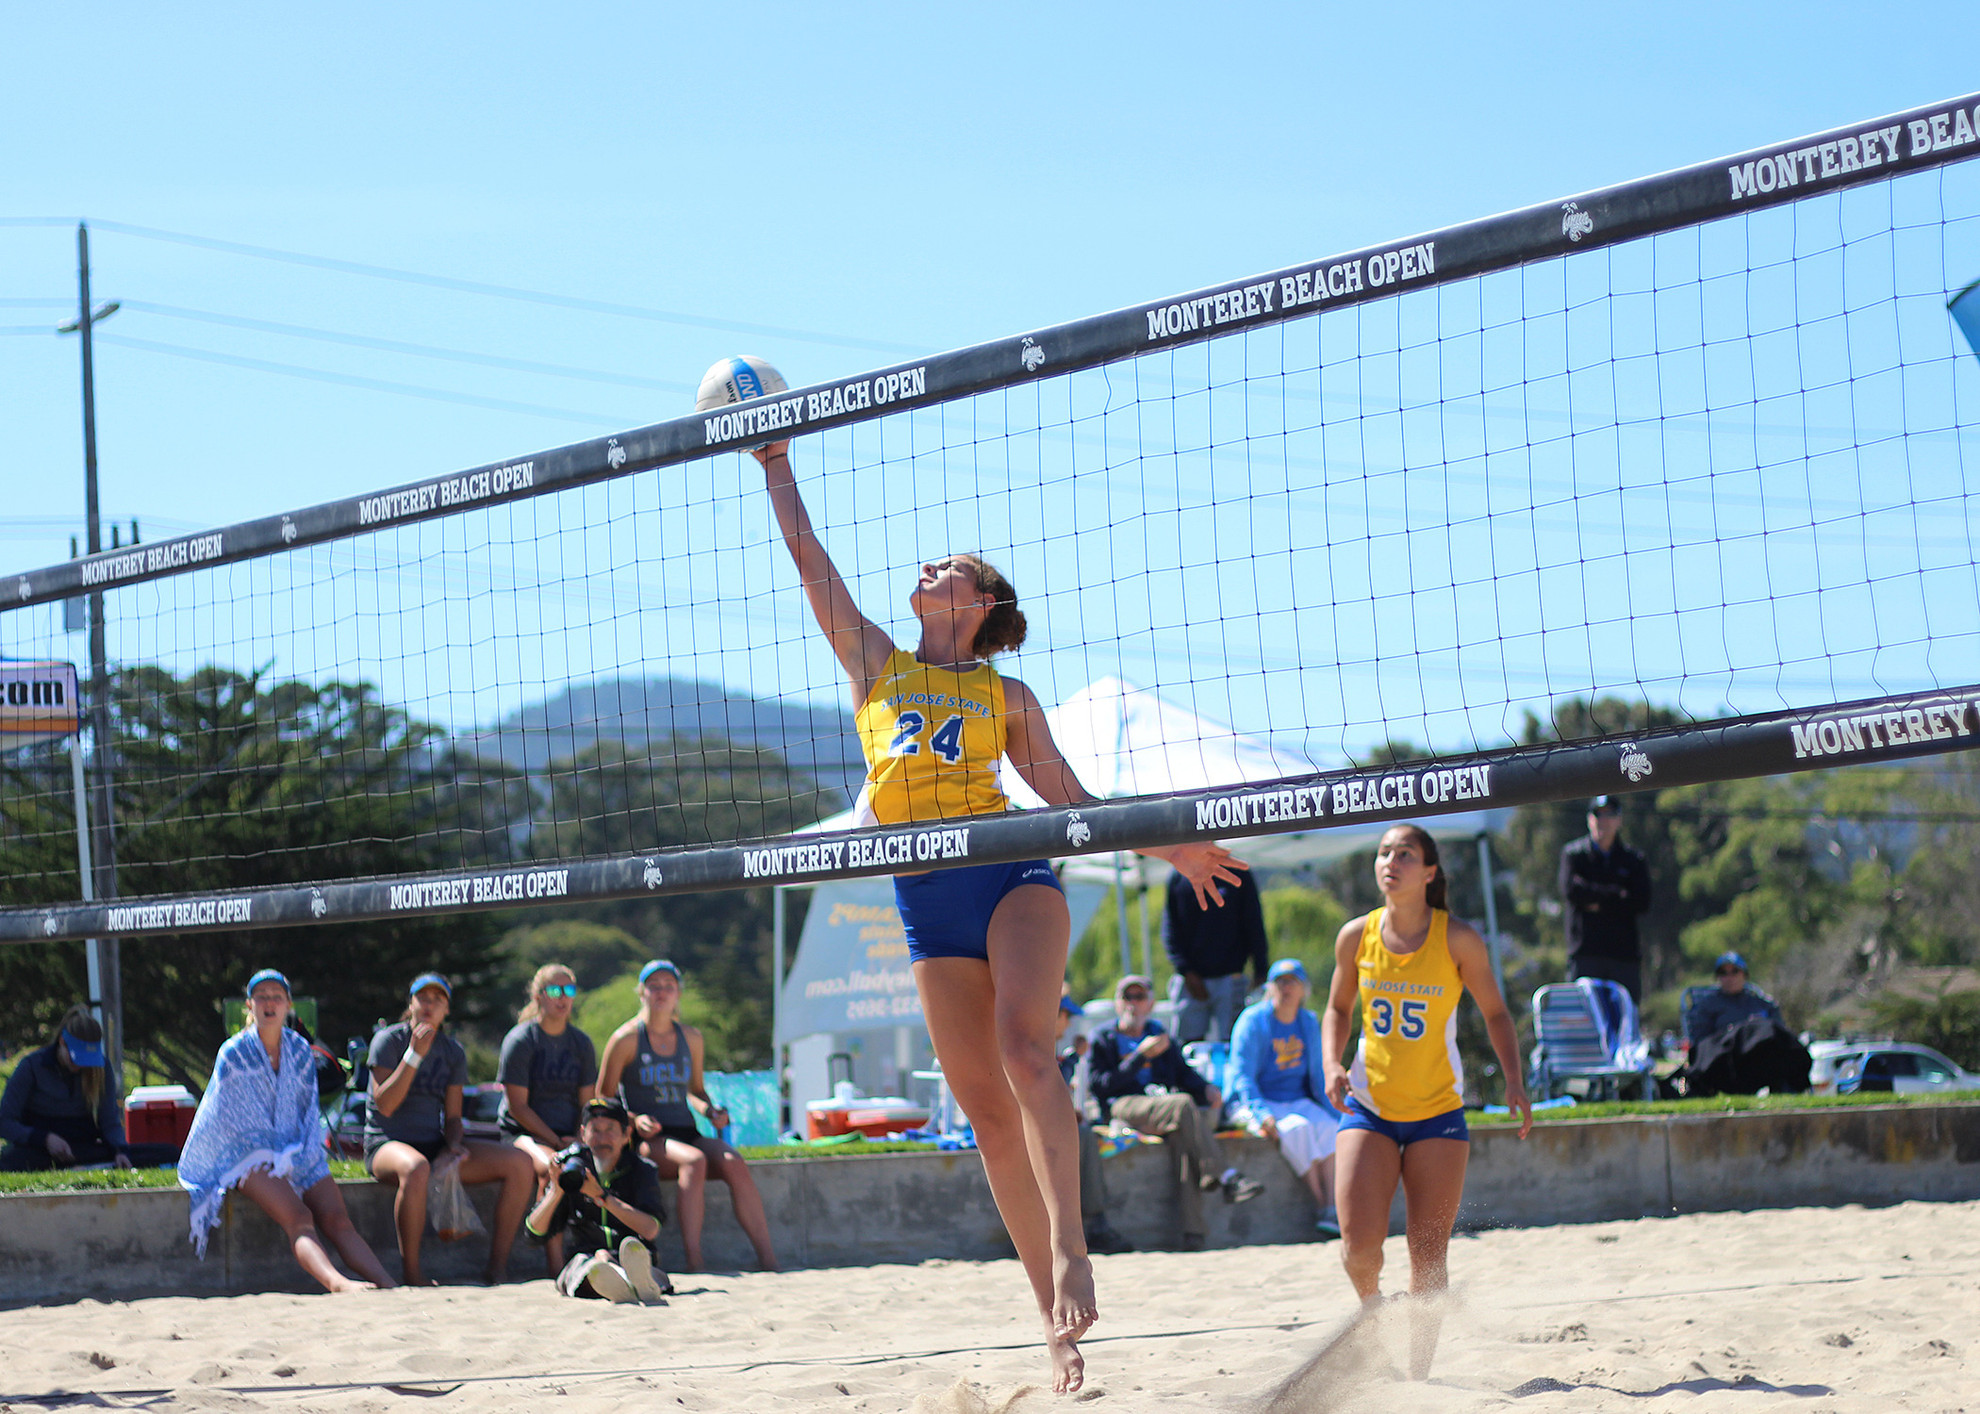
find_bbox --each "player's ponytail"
[964,557,1027,657]
[1395,823,1447,911]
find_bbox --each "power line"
[117,299,694,393]
[95,332,631,427]
[69,218,931,356]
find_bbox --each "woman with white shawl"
[179,969,394,1291]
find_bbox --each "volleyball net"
[4,92,1980,945]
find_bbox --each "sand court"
[0,1200,1972,1413]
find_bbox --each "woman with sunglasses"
[755,438,1245,1394]
[179,970,395,1291]
[1321,825,1531,1379]
[498,964,598,1273]
[367,972,536,1285]
[597,959,778,1273]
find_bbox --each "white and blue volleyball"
[695,355,788,412]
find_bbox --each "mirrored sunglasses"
[543,983,578,998]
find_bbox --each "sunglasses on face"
[1715,968,1741,978]
[1120,991,1149,1002]
[543,984,578,998]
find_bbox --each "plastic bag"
[427,1151,486,1242]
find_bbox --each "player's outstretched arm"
[752,440,894,702]
[1002,676,1246,908]
[1448,918,1531,1138]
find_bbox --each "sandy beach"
[1,1200,1972,1413]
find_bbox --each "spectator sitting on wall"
[498,963,598,1275]
[1164,867,1269,1044]
[1226,959,1341,1238]
[0,1005,178,1171]
[1056,993,1130,1255]
[1088,975,1263,1249]
[596,960,778,1273]
[179,970,395,1291]
[366,972,536,1286]
[1684,952,1785,1048]
[526,1096,670,1303]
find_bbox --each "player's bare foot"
[1051,1249,1097,1341]
[1047,1327,1086,1394]
[326,1277,378,1292]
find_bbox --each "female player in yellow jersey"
[1321,824,1531,1378]
[755,439,1245,1394]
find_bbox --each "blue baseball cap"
[639,959,681,986]
[1058,996,1083,1016]
[1713,952,1749,974]
[408,971,452,998]
[61,1030,106,1067]
[1267,959,1309,984]
[245,968,291,997]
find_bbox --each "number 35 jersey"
[1348,907,1465,1121]
[854,649,1012,825]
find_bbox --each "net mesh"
[2,150,1978,914]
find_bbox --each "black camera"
[557,1149,596,1195]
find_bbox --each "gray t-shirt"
[496,1021,598,1139]
[365,1022,468,1147]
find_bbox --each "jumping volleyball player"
[1321,824,1531,1378]
[755,438,1245,1394]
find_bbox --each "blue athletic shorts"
[894,858,1064,963]
[1336,1095,1469,1148]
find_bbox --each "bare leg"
[984,884,1093,1345]
[515,1137,565,1275]
[1398,1137,1468,1379]
[1319,1153,1337,1211]
[455,1139,536,1283]
[645,1137,709,1271]
[299,1176,396,1288]
[367,1143,433,1285]
[705,1143,779,1270]
[1334,1128,1402,1304]
[918,944,1087,1395]
[237,1169,370,1293]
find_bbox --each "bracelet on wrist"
[404,1050,425,1068]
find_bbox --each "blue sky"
[3,5,1976,760]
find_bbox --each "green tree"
[0,667,506,1084]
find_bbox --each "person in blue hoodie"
[1226,959,1340,1237]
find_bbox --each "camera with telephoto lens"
[557,1148,596,1195]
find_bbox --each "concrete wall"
[2,1103,1975,1303]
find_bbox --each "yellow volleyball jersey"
[854,649,1011,825]
[1347,907,1466,1121]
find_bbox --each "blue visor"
[246,968,291,997]
[408,971,451,998]
[639,959,680,985]
[62,1030,106,1067]
[1267,959,1308,983]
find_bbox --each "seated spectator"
[179,971,395,1291]
[1056,993,1129,1255]
[0,1005,176,1171]
[1227,959,1341,1237]
[497,964,598,1273]
[597,960,778,1272]
[366,972,535,1285]
[526,1096,670,1303]
[1088,974,1262,1248]
[1684,952,1785,1048]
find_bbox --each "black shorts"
[365,1134,448,1167]
[653,1125,725,1159]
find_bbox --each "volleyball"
[695,355,788,412]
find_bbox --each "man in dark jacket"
[1684,952,1785,1047]
[1559,795,1653,1000]
[1089,975,1262,1245]
[1163,869,1269,1044]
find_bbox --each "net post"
[1476,833,1506,997]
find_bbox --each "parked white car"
[1832,1043,1980,1095]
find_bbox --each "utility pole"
[63,222,123,1088]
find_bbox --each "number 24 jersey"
[853,649,1012,825]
